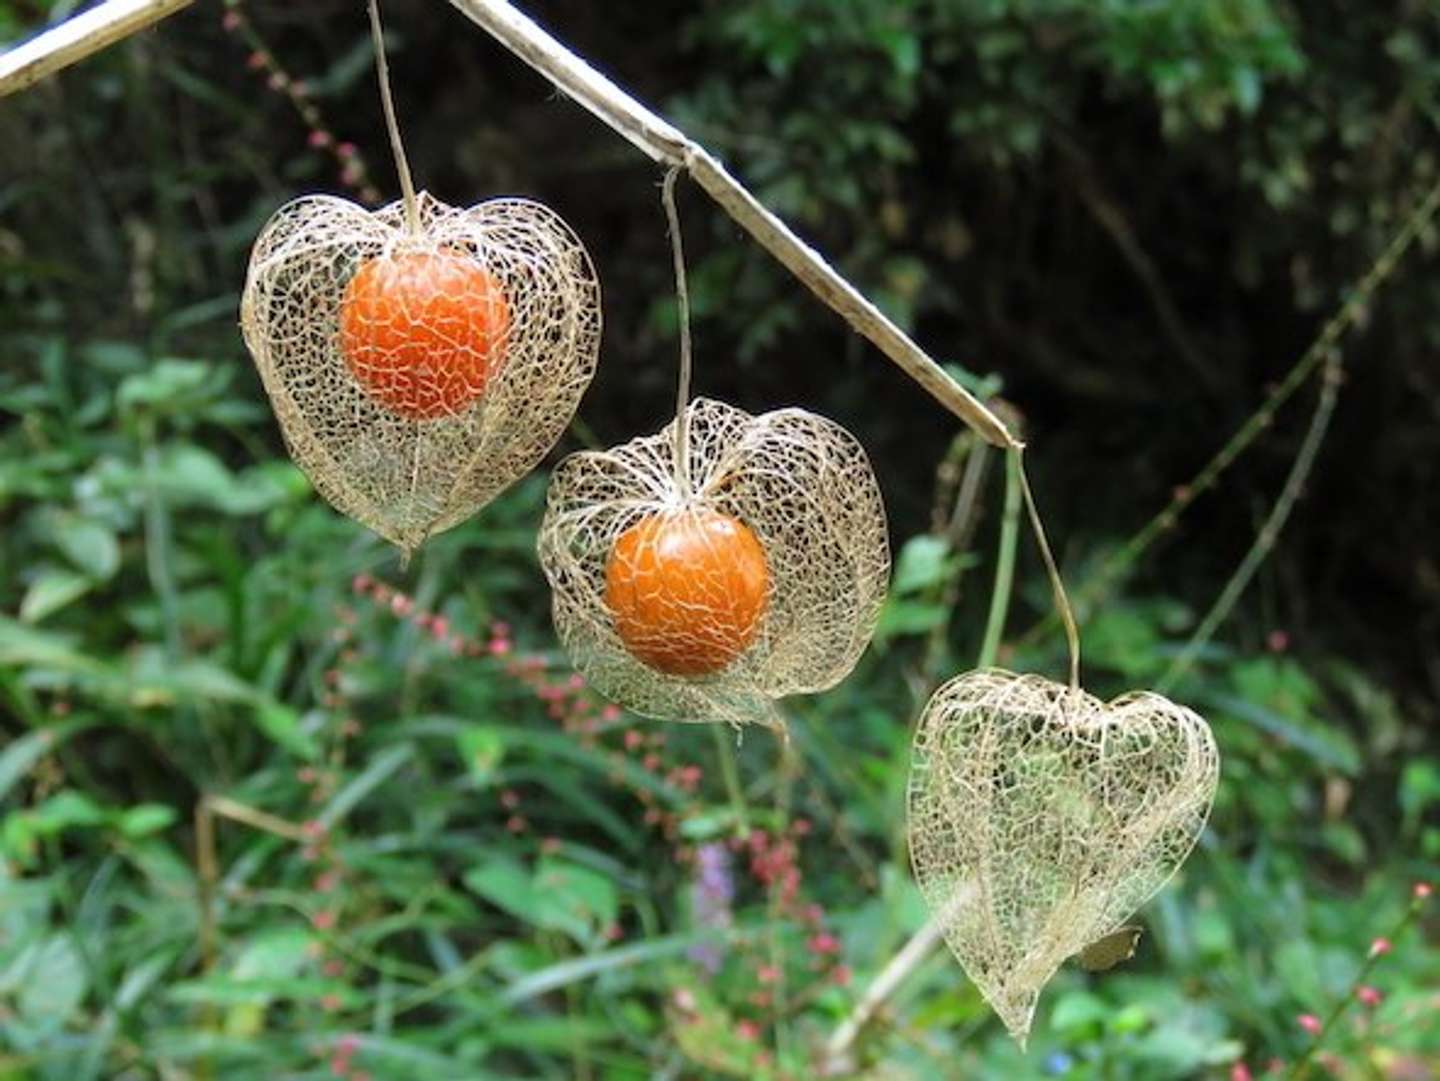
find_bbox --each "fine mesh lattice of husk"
[538,396,890,729]
[240,191,600,552]
[907,668,1219,1045]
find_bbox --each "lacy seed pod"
[538,397,890,729]
[241,192,600,552]
[907,668,1219,1045]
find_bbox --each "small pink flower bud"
[1297,1013,1322,1036]
[1356,985,1382,1007]
[1369,937,1391,958]
[1415,882,1433,900]
[1230,1064,1252,1081]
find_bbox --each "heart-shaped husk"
[537,397,890,729]
[907,668,1219,1045]
[240,192,600,554]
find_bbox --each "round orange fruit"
[339,251,509,420]
[604,508,770,676]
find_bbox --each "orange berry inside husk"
[604,508,770,677]
[339,251,510,420]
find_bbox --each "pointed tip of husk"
[981,984,1039,1050]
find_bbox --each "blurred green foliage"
[1,0,1438,1078]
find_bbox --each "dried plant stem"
[0,0,192,97]
[366,0,420,234]
[977,448,1021,670]
[819,916,946,1075]
[443,0,1019,449]
[4,0,1017,445]
[1018,453,1081,690]
[661,166,694,495]
[194,798,218,972]
[1159,358,1343,692]
[203,793,308,842]
[1032,172,1440,642]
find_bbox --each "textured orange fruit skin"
[604,509,770,676]
[339,251,510,420]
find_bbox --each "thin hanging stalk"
[366,0,420,234]
[442,0,1019,449]
[661,166,694,496]
[4,0,1020,446]
[1017,454,1081,691]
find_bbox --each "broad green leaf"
[253,702,317,759]
[118,804,178,838]
[1400,758,1440,831]
[891,535,952,594]
[19,568,94,623]
[0,617,110,678]
[464,854,535,924]
[0,720,94,801]
[117,359,218,414]
[533,859,618,943]
[49,513,120,580]
[1050,989,1107,1034]
[455,725,505,784]
[29,789,107,833]
[18,934,88,1028]
[873,599,948,641]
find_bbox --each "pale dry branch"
[444,0,1020,449]
[0,0,191,98]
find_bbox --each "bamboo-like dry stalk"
[443,0,1020,449]
[0,0,1019,446]
[0,0,192,97]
